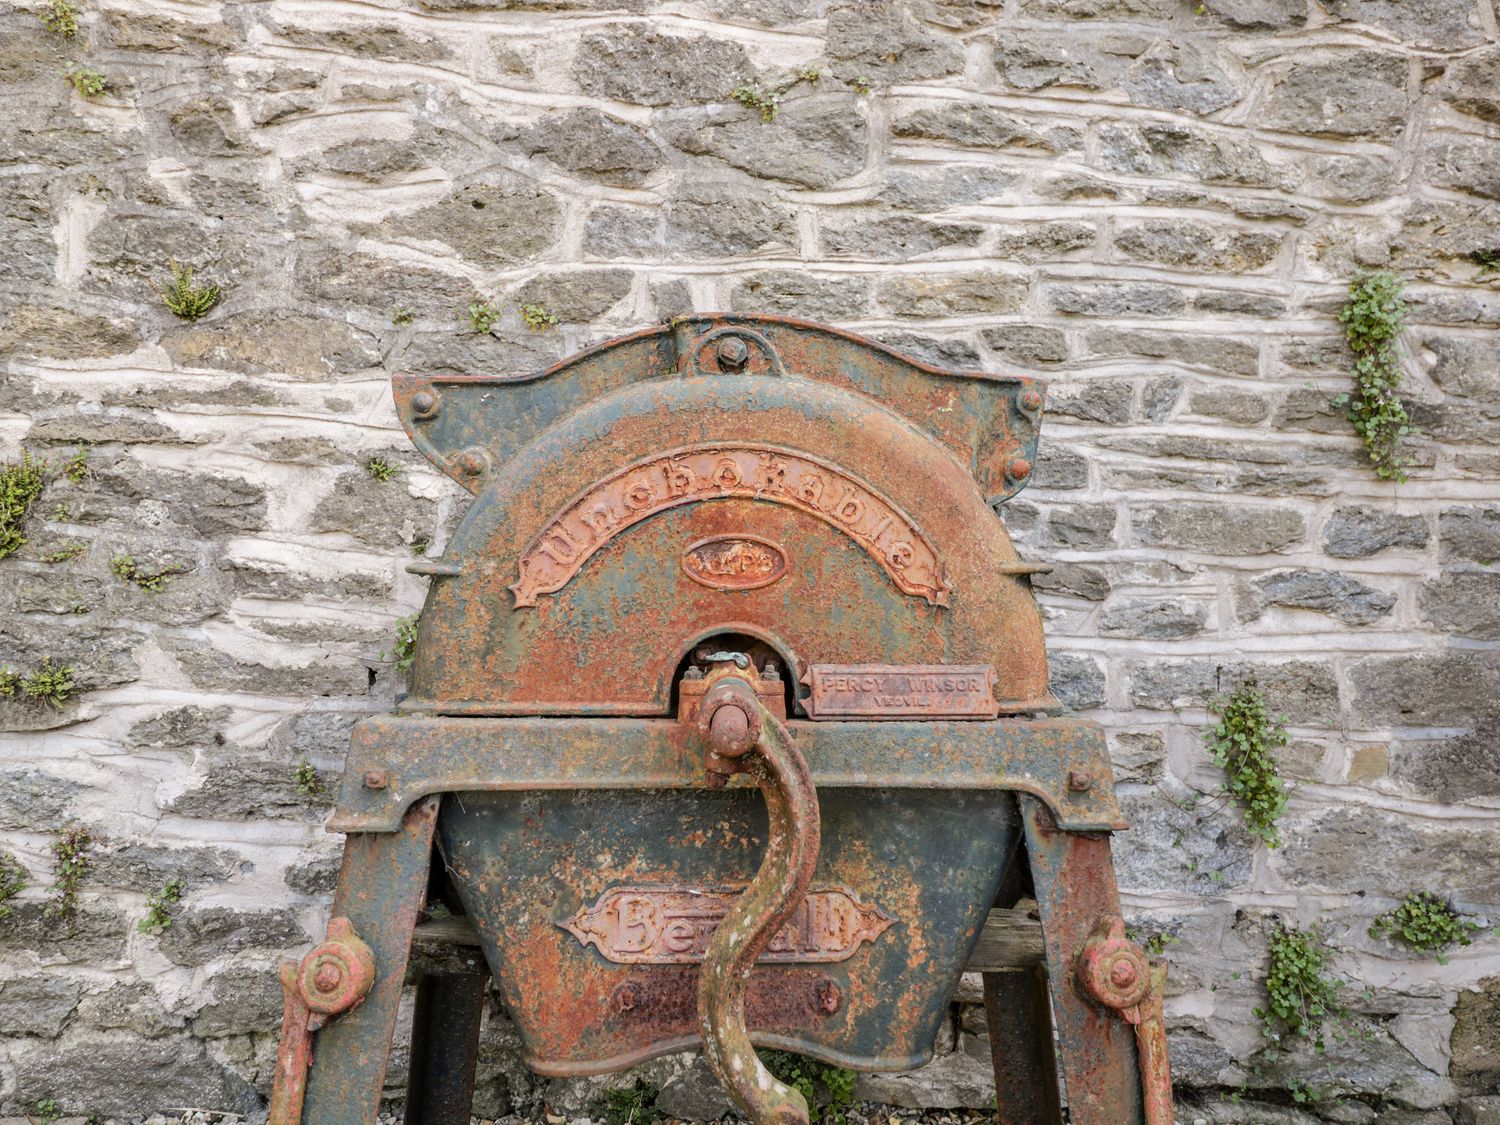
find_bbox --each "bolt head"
[1067,769,1094,792]
[363,769,390,790]
[412,390,439,418]
[716,336,750,371]
[315,963,342,992]
[1110,960,1138,989]
[1008,457,1032,481]
[458,448,487,476]
[1020,389,1042,412]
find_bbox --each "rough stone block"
[730,272,871,321]
[1099,598,1208,639]
[1097,122,1284,188]
[1127,657,1338,723]
[0,306,141,362]
[380,174,562,267]
[1238,568,1396,626]
[1110,730,1166,784]
[1439,47,1500,125]
[1113,787,1255,895]
[1418,570,1500,639]
[1439,506,1500,561]
[822,214,983,260]
[876,271,1028,316]
[1349,650,1500,726]
[665,181,798,258]
[1391,716,1500,803]
[1086,327,1260,375]
[1114,220,1282,272]
[1322,505,1429,558]
[826,0,964,83]
[980,324,1069,365]
[666,96,868,190]
[1049,650,1106,710]
[156,905,304,968]
[0,769,80,832]
[572,29,752,106]
[1423,136,1500,203]
[0,977,80,1038]
[1045,281,1185,316]
[1132,501,1304,555]
[519,108,663,188]
[1258,51,1408,140]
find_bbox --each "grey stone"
[168,97,246,155]
[89,842,244,893]
[1111,731,1166,785]
[299,248,473,317]
[156,905,304,967]
[1128,658,1339,723]
[1440,506,1500,562]
[730,272,872,321]
[1419,571,1500,639]
[826,0,964,84]
[0,306,141,361]
[877,272,1028,317]
[992,30,1127,91]
[1032,562,1110,601]
[1439,47,1500,125]
[1323,505,1429,558]
[1334,0,1483,48]
[1048,502,1117,548]
[1201,0,1307,28]
[75,982,183,1038]
[822,214,983,260]
[1277,804,1500,902]
[992,221,1097,262]
[892,102,1054,152]
[1113,787,1255,895]
[1304,153,1397,204]
[0,769,80,832]
[855,1047,994,1108]
[282,709,361,761]
[518,108,663,188]
[1114,220,1281,272]
[882,165,1017,211]
[1425,334,1500,400]
[1140,376,1182,422]
[163,637,372,698]
[226,554,393,603]
[665,181,798,258]
[1123,42,1242,116]
[193,965,284,1037]
[1050,651,1105,710]
[1423,136,1500,202]
[1459,1096,1500,1125]
[285,851,341,896]
[1350,650,1500,726]
[12,1033,261,1117]
[1034,444,1089,490]
[655,1054,735,1121]
[71,459,267,538]
[1020,0,1175,17]
[573,29,752,106]
[667,96,868,190]
[1453,979,1500,1090]
[1099,598,1208,639]
[1392,716,1500,804]
[310,469,439,549]
[399,326,565,379]
[0,903,128,962]
[1045,380,1132,424]
[980,325,1069,365]
[169,756,330,820]
[382,174,562,266]
[0,977,80,1037]
[1096,122,1284,189]
[511,269,633,323]
[274,20,452,62]
[872,331,980,370]
[1132,501,1304,555]
[1239,569,1396,627]
[584,206,662,259]
[127,705,230,752]
[1086,328,1260,375]
[1391,199,1500,271]
[1189,388,1271,424]
[1045,282,1185,317]
[1259,51,1409,140]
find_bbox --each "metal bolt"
[1067,769,1093,792]
[411,390,439,419]
[816,979,842,1014]
[1007,457,1032,481]
[761,661,780,681]
[1110,960,1138,989]
[458,448,488,476]
[716,335,749,372]
[684,666,704,681]
[315,963,342,993]
[1020,389,1043,412]
[708,703,752,756]
[363,769,390,790]
[614,983,639,1013]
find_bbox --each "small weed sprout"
[365,457,398,482]
[1256,924,1341,1053]
[1126,926,1178,957]
[760,1050,857,1124]
[390,614,419,672]
[392,305,415,326]
[41,542,86,564]
[41,0,78,36]
[46,826,92,921]
[1335,272,1417,481]
[0,450,48,560]
[732,83,781,122]
[846,75,872,95]
[1468,248,1500,277]
[161,260,221,321]
[22,659,76,710]
[294,760,325,799]
[1370,892,1485,964]
[0,669,16,697]
[66,66,107,97]
[409,534,431,556]
[64,446,90,483]
[35,1099,61,1125]
[594,1080,660,1125]
[1204,680,1289,848]
[110,554,188,593]
[520,303,559,332]
[461,299,501,334]
[138,878,185,935]
[50,501,70,521]
[0,851,25,919]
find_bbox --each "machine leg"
[404,970,490,1125]
[1019,795,1145,1125]
[984,965,1063,1125]
[300,795,442,1125]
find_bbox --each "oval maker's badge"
[681,535,788,592]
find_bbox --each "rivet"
[458,448,488,477]
[716,335,750,372]
[1068,769,1093,792]
[1020,389,1043,412]
[1111,960,1138,989]
[411,390,439,419]
[363,769,390,790]
[614,983,640,1013]
[315,963,342,992]
[1008,457,1032,480]
[816,978,842,1015]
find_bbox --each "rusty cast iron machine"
[270,316,1174,1125]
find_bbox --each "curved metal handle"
[1077,917,1175,1125]
[694,673,821,1125]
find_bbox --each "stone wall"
[2,0,1499,1120]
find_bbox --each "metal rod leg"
[405,970,490,1125]
[985,966,1063,1125]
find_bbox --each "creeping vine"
[1204,680,1290,848]
[1335,272,1416,482]
[1370,892,1485,964]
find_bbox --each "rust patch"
[803,665,999,720]
[560,884,894,965]
[681,535,789,592]
[509,444,949,608]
